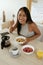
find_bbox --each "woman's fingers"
[9,26,13,33]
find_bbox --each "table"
[0,29,43,65]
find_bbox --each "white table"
[0,29,43,65]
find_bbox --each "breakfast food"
[16,38,25,42]
[23,47,33,53]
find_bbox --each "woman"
[9,7,41,45]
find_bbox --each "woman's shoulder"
[28,22,37,29]
[30,22,37,27]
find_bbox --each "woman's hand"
[9,26,14,33]
[21,38,29,45]
[9,23,17,33]
[10,20,14,27]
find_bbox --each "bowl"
[15,36,26,44]
[22,45,34,55]
[9,47,19,55]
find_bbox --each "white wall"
[31,0,43,23]
[31,0,43,41]
[0,0,27,22]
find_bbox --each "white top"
[20,23,35,37]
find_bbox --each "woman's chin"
[20,22,26,25]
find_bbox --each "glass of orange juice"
[36,50,43,59]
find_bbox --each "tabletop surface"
[0,29,43,65]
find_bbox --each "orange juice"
[36,50,43,59]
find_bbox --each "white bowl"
[22,45,34,55]
[9,47,19,55]
[15,36,26,44]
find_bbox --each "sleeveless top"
[20,23,35,37]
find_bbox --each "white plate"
[15,36,26,44]
[22,45,34,55]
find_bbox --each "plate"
[15,36,26,44]
[22,45,34,55]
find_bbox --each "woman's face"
[17,10,27,25]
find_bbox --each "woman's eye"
[19,14,26,17]
[19,14,21,17]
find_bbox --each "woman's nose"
[19,16,23,19]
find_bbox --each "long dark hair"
[17,7,33,35]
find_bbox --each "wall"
[31,0,43,41]
[0,0,27,22]
[31,0,43,24]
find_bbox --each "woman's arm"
[9,22,17,33]
[22,23,41,45]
